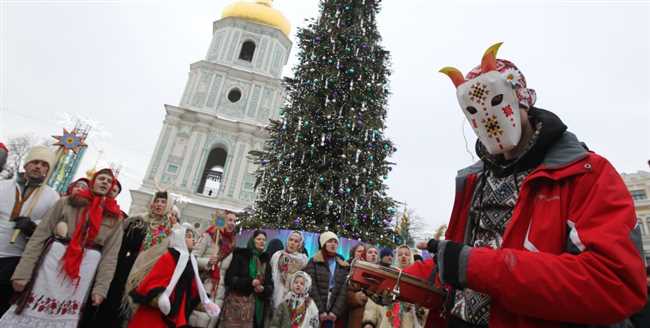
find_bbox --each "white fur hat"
[23,145,56,171]
[319,231,339,248]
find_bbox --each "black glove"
[426,238,440,254]
[425,238,472,289]
[14,216,37,237]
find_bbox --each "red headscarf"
[62,168,122,281]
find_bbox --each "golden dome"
[222,0,291,37]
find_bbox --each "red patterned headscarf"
[62,168,122,281]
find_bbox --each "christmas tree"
[247,0,397,245]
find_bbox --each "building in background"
[129,0,292,229]
[622,170,650,263]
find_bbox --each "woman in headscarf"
[269,231,308,310]
[128,223,220,328]
[221,230,273,328]
[2,169,124,328]
[362,245,425,328]
[121,191,176,318]
[347,243,368,328]
[269,271,319,328]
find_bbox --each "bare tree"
[394,207,432,245]
[433,224,448,240]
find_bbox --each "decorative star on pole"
[211,209,227,229]
[53,129,87,154]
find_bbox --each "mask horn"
[480,42,503,72]
[439,67,466,88]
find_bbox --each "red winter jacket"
[405,132,647,328]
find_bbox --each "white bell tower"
[130,0,292,229]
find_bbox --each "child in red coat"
[128,223,220,328]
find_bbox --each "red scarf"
[61,171,122,282]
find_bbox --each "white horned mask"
[440,42,536,155]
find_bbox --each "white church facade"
[129,0,292,230]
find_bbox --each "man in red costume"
[408,42,647,328]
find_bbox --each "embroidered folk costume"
[0,169,123,328]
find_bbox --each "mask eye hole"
[466,106,478,114]
[491,94,503,106]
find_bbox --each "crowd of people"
[0,145,432,328]
[1,42,650,328]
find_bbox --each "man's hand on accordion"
[417,239,473,290]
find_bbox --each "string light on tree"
[244,0,397,245]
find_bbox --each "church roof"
[222,0,291,37]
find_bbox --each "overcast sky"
[1,0,648,233]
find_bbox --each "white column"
[155,118,180,184]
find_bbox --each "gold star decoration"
[53,128,87,154]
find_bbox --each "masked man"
[409,42,646,328]
[0,146,59,315]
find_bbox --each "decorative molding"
[212,17,291,48]
[207,31,226,62]
[247,84,262,118]
[190,60,284,87]
[206,74,224,108]
[226,30,241,63]
[257,37,269,71]
[180,71,197,106]
[149,123,172,179]
[226,140,244,197]
[181,130,206,188]
[191,71,214,107]
[257,87,274,121]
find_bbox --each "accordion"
[348,260,445,309]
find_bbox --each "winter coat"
[12,196,124,298]
[0,177,59,258]
[347,282,368,328]
[223,247,274,327]
[404,130,647,328]
[225,247,274,297]
[631,286,650,328]
[303,250,349,318]
[362,299,419,328]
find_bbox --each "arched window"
[197,147,227,197]
[239,41,256,62]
